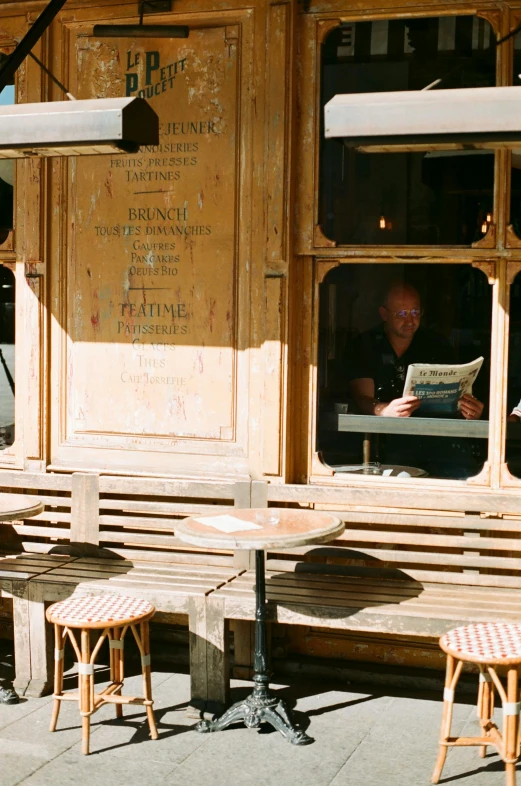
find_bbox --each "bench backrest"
[0,471,73,554]
[252,481,521,589]
[0,472,251,568]
[4,472,521,589]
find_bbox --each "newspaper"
[402,356,484,415]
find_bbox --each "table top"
[0,493,43,521]
[174,508,345,550]
[324,412,489,439]
[325,413,521,440]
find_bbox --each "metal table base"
[196,549,313,745]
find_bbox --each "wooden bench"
[0,553,72,692]
[0,472,250,711]
[0,471,77,691]
[204,480,521,706]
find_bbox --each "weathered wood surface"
[6,0,521,685]
[25,556,242,705]
[175,508,344,550]
[0,493,43,521]
[71,473,99,546]
[0,475,250,706]
[213,480,521,692]
[0,553,72,695]
[213,570,521,631]
[258,480,521,516]
[208,562,521,700]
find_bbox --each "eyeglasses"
[390,308,423,319]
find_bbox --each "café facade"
[3,0,521,679]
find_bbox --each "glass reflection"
[0,55,14,246]
[320,16,496,246]
[510,33,521,239]
[506,272,521,475]
[0,266,15,449]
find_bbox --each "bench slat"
[338,510,521,532]
[99,475,238,499]
[340,528,521,552]
[99,500,233,515]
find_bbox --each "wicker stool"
[433,622,521,786]
[46,594,158,754]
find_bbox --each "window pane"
[0,266,15,449]
[505,271,521,476]
[509,32,521,239]
[0,52,14,246]
[317,264,491,480]
[320,16,496,246]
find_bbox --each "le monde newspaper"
[403,357,484,415]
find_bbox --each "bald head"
[382,282,421,310]
[379,282,422,343]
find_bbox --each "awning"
[0,96,158,158]
[324,86,521,153]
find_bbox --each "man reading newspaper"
[345,282,484,478]
[346,282,484,420]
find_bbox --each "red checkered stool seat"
[45,594,158,754]
[433,622,521,786]
[47,594,155,628]
[440,623,521,664]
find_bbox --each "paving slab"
[1,643,521,786]
[329,693,474,786]
[162,685,392,786]
[436,711,510,786]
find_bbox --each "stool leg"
[478,667,494,758]
[504,666,519,786]
[140,621,158,740]
[432,655,462,784]
[111,628,123,719]
[80,629,92,755]
[49,624,64,732]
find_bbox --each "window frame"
[298,4,521,499]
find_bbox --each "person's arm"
[349,378,420,418]
[508,399,521,422]
[429,336,484,420]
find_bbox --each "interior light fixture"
[379,216,386,229]
[0,96,158,158]
[93,0,188,38]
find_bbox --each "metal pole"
[0,348,14,394]
[0,0,69,94]
[252,549,270,701]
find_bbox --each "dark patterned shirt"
[345,324,455,404]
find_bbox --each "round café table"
[0,493,44,704]
[175,508,344,745]
[0,493,43,521]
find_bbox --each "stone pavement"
[0,641,515,786]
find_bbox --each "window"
[0,51,14,248]
[509,31,521,241]
[320,16,496,246]
[506,271,521,476]
[317,264,491,481]
[0,266,15,449]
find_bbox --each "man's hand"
[459,394,484,420]
[378,396,420,418]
